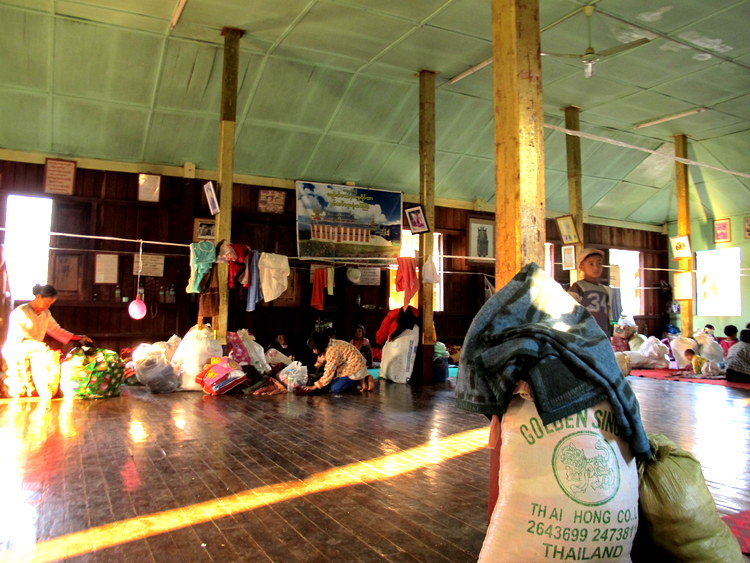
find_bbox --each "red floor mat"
[722,510,750,553]
[629,369,750,391]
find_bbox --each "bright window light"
[696,247,741,316]
[388,230,443,311]
[609,249,642,317]
[5,195,53,302]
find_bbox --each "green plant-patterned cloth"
[61,347,125,399]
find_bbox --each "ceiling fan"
[542,5,650,78]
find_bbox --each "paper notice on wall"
[133,254,165,277]
[95,254,118,284]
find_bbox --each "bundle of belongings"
[376,306,420,383]
[3,341,126,400]
[457,263,742,561]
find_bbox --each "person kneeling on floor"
[300,331,373,393]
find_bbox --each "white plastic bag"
[380,327,419,383]
[132,343,180,393]
[266,348,292,367]
[671,335,699,369]
[636,336,670,368]
[171,324,223,390]
[237,329,271,374]
[277,361,308,389]
[693,331,724,365]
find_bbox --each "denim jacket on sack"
[456,262,651,461]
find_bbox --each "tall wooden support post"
[565,106,584,283]
[674,134,693,335]
[214,27,243,344]
[492,0,546,288]
[418,70,436,383]
[487,0,546,524]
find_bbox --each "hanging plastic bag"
[171,324,223,390]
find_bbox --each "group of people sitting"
[262,324,376,394]
[684,323,750,383]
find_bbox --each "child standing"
[569,248,613,336]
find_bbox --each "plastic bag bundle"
[380,327,419,383]
[60,347,125,399]
[132,343,179,393]
[266,348,292,366]
[630,336,670,368]
[615,351,632,377]
[693,330,724,365]
[277,361,308,389]
[634,434,742,562]
[237,329,271,374]
[433,342,449,358]
[671,335,698,369]
[171,325,223,390]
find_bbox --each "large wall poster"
[296,181,402,259]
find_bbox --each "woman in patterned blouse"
[301,331,374,392]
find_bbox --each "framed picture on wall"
[468,217,494,262]
[193,218,216,241]
[405,205,430,234]
[561,245,576,270]
[555,215,580,245]
[714,218,731,243]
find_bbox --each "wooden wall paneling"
[49,252,84,300]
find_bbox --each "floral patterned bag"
[60,347,125,399]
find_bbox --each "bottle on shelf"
[114,285,121,302]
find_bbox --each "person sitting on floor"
[684,348,721,376]
[300,331,373,393]
[350,324,373,368]
[726,329,750,383]
[721,324,739,358]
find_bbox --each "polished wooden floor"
[0,376,748,562]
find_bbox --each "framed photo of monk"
[405,205,430,234]
[468,218,494,262]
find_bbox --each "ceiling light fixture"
[634,107,707,129]
[447,57,492,85]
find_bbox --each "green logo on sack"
[552,431,620,506]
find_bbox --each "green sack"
[633,433,742,562]
[61,347,125,399]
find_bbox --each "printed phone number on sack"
[526,521,637,542]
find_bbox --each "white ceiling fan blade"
[541,52,583,59]
[598,37,650,58]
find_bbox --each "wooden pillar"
[418,70,436,384]
[214,27,243,343]
[674,133,693,335]
[564,106,584,284]
[492,0,546,287]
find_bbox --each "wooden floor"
[0,376,748,562]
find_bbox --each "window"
[5,195,53,301]
[696,248,741,316]
[609,249,642,317]
[388,230,443,311]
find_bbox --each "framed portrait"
[405,205,430,234]
[468,217,494,262]
[561,245,576,270]
[203,181,220,215]
[193,218,216,241]
[669,235,692,259]
[714,218,731,243]
[555,215,580,245]
[744,217,750,239]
